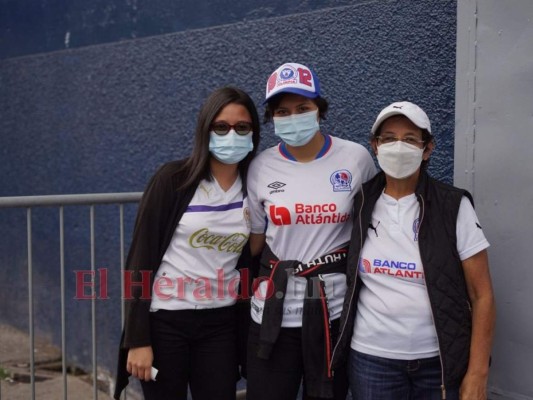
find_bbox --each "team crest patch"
[330,170,352,192]
[279,65,297,81]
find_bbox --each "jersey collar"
[278,134,332,162]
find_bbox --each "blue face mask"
[209,130,253,164]
[273,110,319,147]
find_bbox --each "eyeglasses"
[211,121,253,136]
[376,135,425,147]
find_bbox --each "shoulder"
[146,159,189,186]
[331,136,371,154]
[329,136,376,177]
[141,159,191,200]
[428,176,473,203]
[422,175,474,216]
[249,145,280,169]
[330,136,375,166]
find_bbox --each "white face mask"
[209,131,253,165]
[273,110,319,147]
[376,141,425,179]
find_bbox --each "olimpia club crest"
[330,170,352,192]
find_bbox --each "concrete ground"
[0,323,245,399]
[0,322,510,399]
[0,323,119,400]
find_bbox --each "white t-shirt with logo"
[351,193,490,359]
[247,135,377,327]
[150,176,250,311]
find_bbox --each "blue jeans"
[348,350,459,400]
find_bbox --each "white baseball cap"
[371,101,432,134]
[264,62,321,103]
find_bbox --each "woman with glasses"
[245,62,377,400]
[114,87,260,400]
[331,101,496,399]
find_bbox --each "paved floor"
[0,322,517,399]
[0,322,248,400]
[0,323,121,400]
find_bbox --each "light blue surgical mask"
[273,110,320,147]
[209,130,253,165]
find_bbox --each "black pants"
[141,306,239,400]
[246,319,348,400]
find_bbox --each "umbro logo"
[268,181,286,195]
[268,181,286,189]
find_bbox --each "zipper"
[417,194,446,400]
[330,188,365,369]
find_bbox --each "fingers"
[128,362,151,381]
[143,366,152,382]
[127,346,153,381]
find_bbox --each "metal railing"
[0,192,249,400]
[0,192,142,400]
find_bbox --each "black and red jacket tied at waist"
[256,244,348,398]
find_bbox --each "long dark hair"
[178,87,260,191]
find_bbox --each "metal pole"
[90,206,98,400]
[60,207,67,400]
[119,204,127,399]
[27,208,35,400]
[0,192,142,208]
[119,204,125,330]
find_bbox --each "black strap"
[256,244,348,397]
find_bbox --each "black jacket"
[114,160,252,399]
[331,171,473,391]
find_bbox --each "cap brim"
[264,87,319,104]
[371,111,404,134]
[371,111,431,134]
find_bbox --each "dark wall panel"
[0,0,360,59]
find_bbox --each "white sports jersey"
[248,135,377,327]
[351,194,490,359]
[150,176,249,311]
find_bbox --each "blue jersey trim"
[278,134,332,161]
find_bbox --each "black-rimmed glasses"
[377,135,425,147]
[211,121,253,136]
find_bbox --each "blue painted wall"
[0,0,457,383]
[0,0,359,60]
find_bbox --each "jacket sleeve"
[122,164,175,348]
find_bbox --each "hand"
[127,346,153,381]
[459,371,488,400]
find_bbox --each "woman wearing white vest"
[331,101,496,399]
[114,87,260,400]
[245,62,377,400]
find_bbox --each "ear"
[371,138,379,155]
[423,141,435,161]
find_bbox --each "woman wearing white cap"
[245,63,377,399]
[114,87,260,400]
[331,101,495,399]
